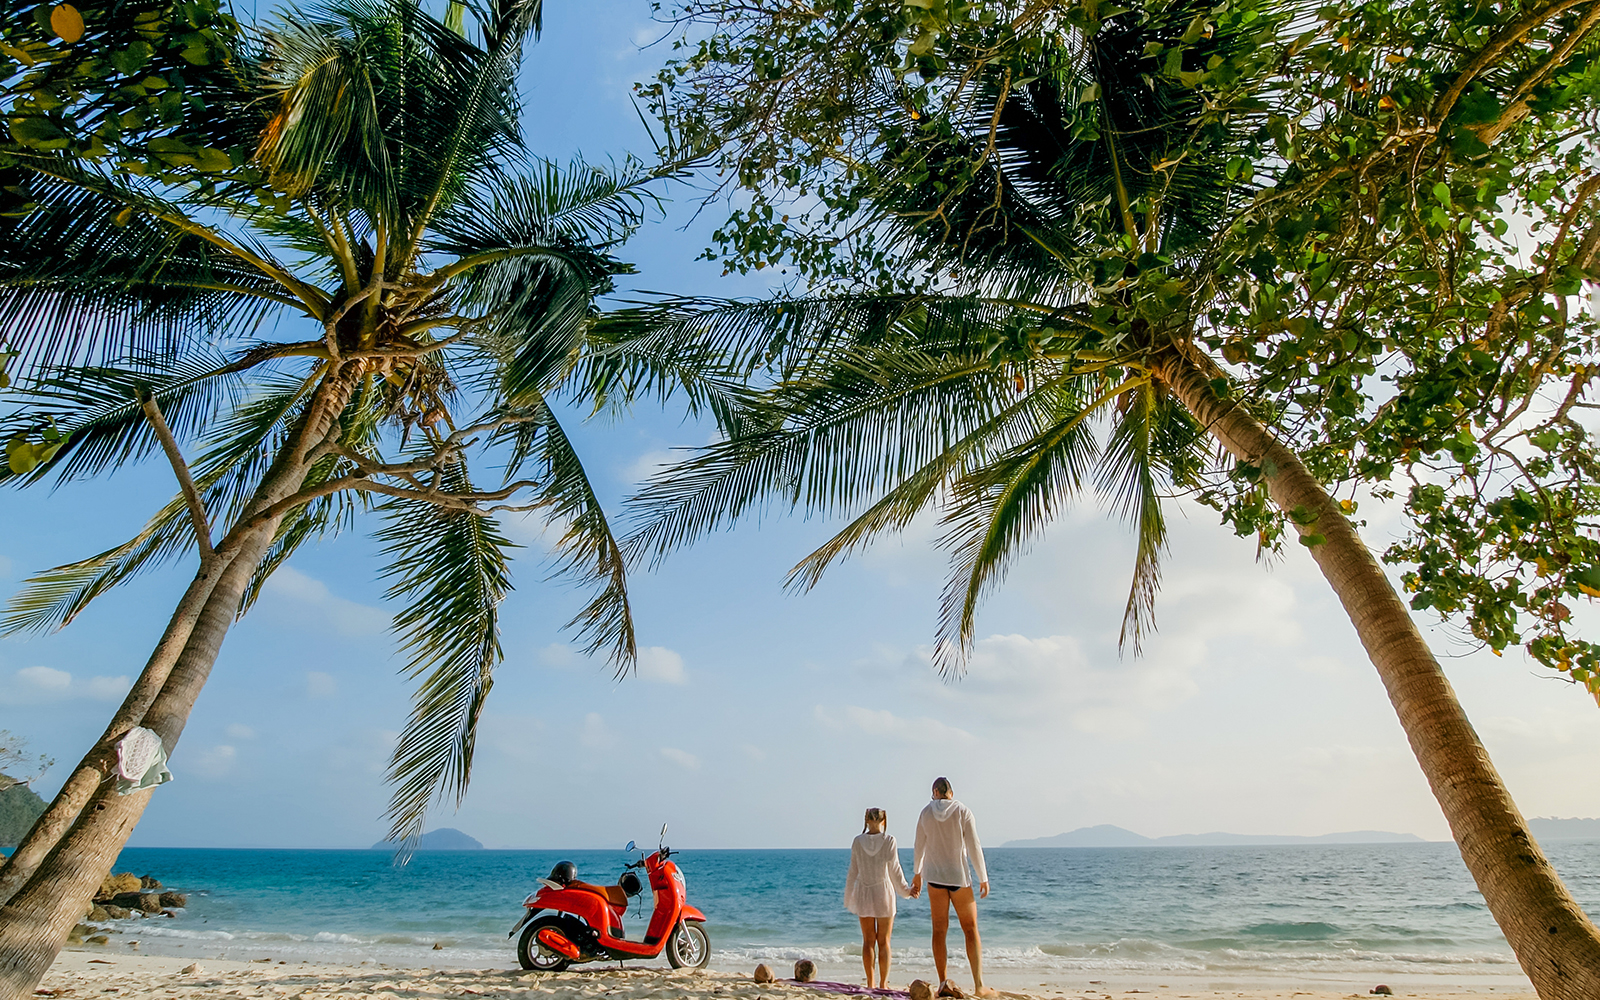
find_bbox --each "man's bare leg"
[928,886,952,984]
[950,887,992,996]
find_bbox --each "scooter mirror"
[660,823,668,841]
[625,841,636,853]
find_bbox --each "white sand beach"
[40,950,1537,1000]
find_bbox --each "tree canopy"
[635,0,1600,694]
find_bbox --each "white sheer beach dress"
[843,832,913,918]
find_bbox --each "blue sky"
[4,0,1600,851]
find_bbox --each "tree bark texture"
[0,370,357,1000]
[1153,344,1600,999]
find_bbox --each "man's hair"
[932,776,953,797]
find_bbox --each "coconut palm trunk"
[0,564,228,907]
[0,372,356,1000]
[1153,344,1600,998]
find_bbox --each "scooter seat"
[568,881,628,908]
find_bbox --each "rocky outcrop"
[87,872,184,919]
[96,873,142,899]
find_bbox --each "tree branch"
[139,391,214,560]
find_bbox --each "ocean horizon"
[52,841,1600,988]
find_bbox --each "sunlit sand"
[41,951,1535,1000]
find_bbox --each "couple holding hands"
[842,777,993,997]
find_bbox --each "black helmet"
[549,861,576,886]
[618,871,643,897]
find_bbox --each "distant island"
[1529,817,1600,840]
[0,779,46,848]
[370,828,483,850]
[1002,823,1427,848]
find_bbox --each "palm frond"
[377,464,515,853]
[254,10,396,219]
[0,371,322,632]
[932,377,1120,673]
[0,352,259,487]
[494,395,636,667]
[1095,384,1166,654]
[785,376,1062,591]
[1095,382,1207,652]
[430,155,659,253]
[625,344,1014,569]
[0,171,296,376]
[0,492,196,634]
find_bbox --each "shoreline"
[48,947,1537,1000]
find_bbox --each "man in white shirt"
[911,776,992,997]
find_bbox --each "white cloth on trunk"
[115,726,173,795]
[843,831,912,917]
[913,798,987,888]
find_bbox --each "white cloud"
[306,671,338,699]
[226,724,257,740]
[624,448,678,485]
[18,665,70,691]
[580,712,615,750]
[85,675,131,699]
[500,511,571,550]
[186,744,237,779]
[262,566,387,637]
[0,666,130,704]
[539,643,581,669]
[660,747,700,769]
[906,633,1199,737]
[537,644,687,684]
[814,704,976,744]
[636,646,687,685]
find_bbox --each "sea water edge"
[56,842,1600,992]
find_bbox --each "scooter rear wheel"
[665,920,710,969]
[517,916,578,972]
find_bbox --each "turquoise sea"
[75,843,1600,986]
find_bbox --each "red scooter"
[510,828,709,972]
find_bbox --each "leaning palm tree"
[0,0,687,993]
[604,5,1600,995]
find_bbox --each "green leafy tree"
[0,0,693,994]
[621,0,1600,993]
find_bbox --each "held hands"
[909,874,922,898]
[979,881,989,899]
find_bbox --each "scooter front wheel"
[517,916,576,972]
[665,920,710,969]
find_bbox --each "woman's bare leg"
[876,916,894,986]
[859,917,878,987]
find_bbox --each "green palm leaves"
[616,3,1258,667]
[610,293,1206,668]
[0,0,677,850]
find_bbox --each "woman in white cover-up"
[844,807,915,988]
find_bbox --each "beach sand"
[40,950,1538,1000]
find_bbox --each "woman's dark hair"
[863,807,887,832]
[932,776,953,797]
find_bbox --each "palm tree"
[0,0,685,993]
[604,6,1600,995]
